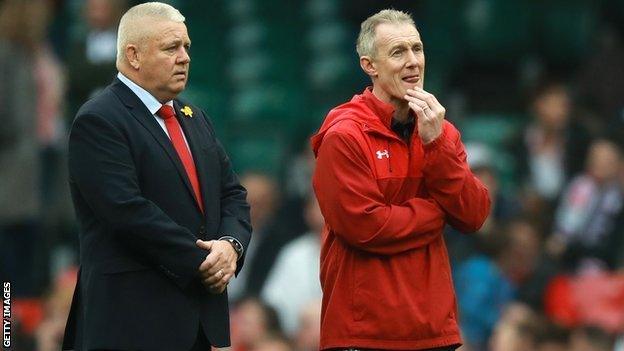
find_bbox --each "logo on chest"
[376,149,390,159]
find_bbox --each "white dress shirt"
[117,72,191,150]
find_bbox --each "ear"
[360,56,377,78]
[125,44,140,70]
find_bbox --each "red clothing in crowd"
[311,88,490,350]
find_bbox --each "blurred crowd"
[1,0,624,350]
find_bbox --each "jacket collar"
[361,87,396,130]
[116,72,163,114]
[109,78,204,216]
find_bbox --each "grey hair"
[356,9,415,58]
[116,2,185,65]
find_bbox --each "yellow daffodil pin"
[181,106,193,117]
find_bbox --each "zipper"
[387,140,393,173]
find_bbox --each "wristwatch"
[221,236,243,260]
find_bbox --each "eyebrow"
[391,42,418,51]
[389,41,422,51]
[162,38,191,47]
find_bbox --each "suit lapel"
[110,80,199,213]
[174,100,210,215]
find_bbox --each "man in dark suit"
[62,3,251,350]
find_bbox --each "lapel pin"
[181,106,193,118]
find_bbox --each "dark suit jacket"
[62,78,251,350]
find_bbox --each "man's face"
[137,20,190,102]
[366,22,425,104]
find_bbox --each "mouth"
[402,75,420,84]
[174,72,187,78]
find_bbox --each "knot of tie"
[157,105,176,120]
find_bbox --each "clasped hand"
[196,239,237,294]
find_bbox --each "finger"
[217,274,232,286]
[208,284,226,294]
[199,254,217,273]
[205,247,224,264]
[408,101,428,121]
[208,276,229,293]
[222,272,234,284]
[205,264,234,280]
[404,94,427,108]
[196,239,213,251]
[407,87,431,99]
[202,269,224,285]
[205,281,222,294]
[203,268,223,281]
[423,105,436,119]
[408,98,434,118]
[408,88,440,110]
[209,275,230,291]
[205,264,224,277]
[203,244,235,275]
[204,252,224,275]
[404,95,435,118]
[203,276,220,286]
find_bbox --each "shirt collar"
[117,72,173,115]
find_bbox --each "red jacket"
[311,88,490,350]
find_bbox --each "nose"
[405,50,419,68]
[177,47,190,64]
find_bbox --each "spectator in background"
[489,303,540,351]
[261,196,323,335]
[35,267,77,351]
[230,296,285,351]
[285,139,315,203]
[616,334,624,351]
[228,171,280,301]
[250,336,293,351]
[534,322,570,351]
[445,142,520,265]
[548,139,624,271]
[0,0,62,297]
[576,25,624,139]
[280,140,316,238]
[66,0,127,120]
[570,326,616,351]
[454,219,541,350]
[294,299,321,351]
[489,319,537,351]
[510,80,590,221]
[466,143,518,234]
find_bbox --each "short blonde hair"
[116,2,185,65]
[356,9,415,58]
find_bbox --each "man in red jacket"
[311,9,491,351]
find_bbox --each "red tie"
[157,105,204,212]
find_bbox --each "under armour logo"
[376,150,389,159]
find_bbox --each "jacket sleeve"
[200,111,252,275]
[68,112,206,289]
[422,122,491,233]
[313,131,446,255]
[215,137,252,275]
